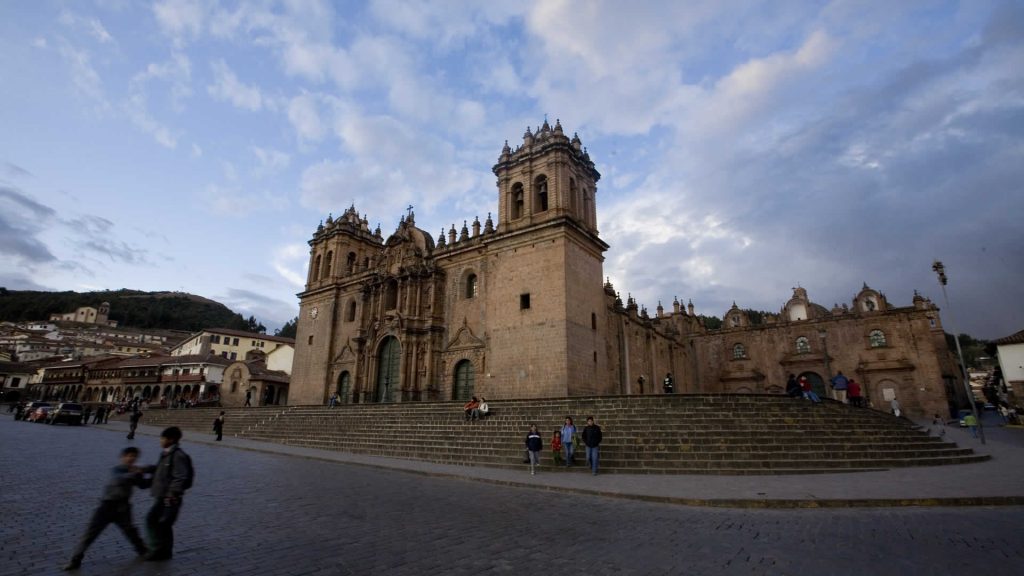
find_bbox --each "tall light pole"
[932,261,985,444]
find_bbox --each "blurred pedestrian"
[213,411,225,441]
[143,427,194,561]
[62,447,149,571]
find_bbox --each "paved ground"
[3,412,1024,576]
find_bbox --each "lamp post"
[932,261,985,444]
[818,329,832,380]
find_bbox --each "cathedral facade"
[289,122,960,418]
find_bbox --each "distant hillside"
[0,288,253,332]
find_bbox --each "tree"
[245,315,266,334]
[276,316,298,339]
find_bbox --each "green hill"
[0,288,255,332]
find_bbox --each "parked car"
[48,402,84,425]
[19,401,51,421]
[27,404,53,423]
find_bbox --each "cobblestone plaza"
[3,415,1023,576]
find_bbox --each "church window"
[511,183,524,219]
[570,178,578,215]
[520,293,531,310]
[313,254,322,280]
[534,175,548,213]
[733,343,746,359]
[347,300,357,322]
[324,251,333,278]
[385,279,399,310]
[466,274,478,299]
[231,381,238,393]
[347,252,356,273]
[869,329,887,348]
[795,337,811,354]
[591,312,597,330]
[583,191,592,226]
[308,335,314,345]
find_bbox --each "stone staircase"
[131,395,987,475]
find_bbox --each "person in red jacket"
[847,379,863,407]
[550,431,562,465]
[800,376,821,403]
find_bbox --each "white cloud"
[299,114,484,220]
[124,92,177,148]
[191,143,203,157]
[152,0,206,43]
[272,243,309,288]
[287,92,328,142]
[56,39,108,110]
[59,9,116,44]
[207,59,265,111]
[251,146,291,176]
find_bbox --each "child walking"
[551,431,563,466]
[63,447,150,571]
[525,425,542,475]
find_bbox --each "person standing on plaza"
[581,416,603,475]
[524,424,542,475]
[144,427,193,561]
[81,404,92,426]
[560,416,577,467]
[663,373,674,394]
[830,371,849,403]
[127,409,143,440]
[62,447,150,571]
[847,379,863,407]
[213,411,225,441]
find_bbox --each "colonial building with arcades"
[289,121,961,418]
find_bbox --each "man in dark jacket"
[144,427,193,561]
[63,447,149,571]
[581,417,603,476]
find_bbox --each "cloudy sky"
[1,0,1021,339]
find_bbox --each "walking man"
[213,411,225,441]
[581,416,603,475]
[62,447,149,570]
[830,371,849,403]
[144,427,194,561]
[127,409,143,440]
[244,389,252,407]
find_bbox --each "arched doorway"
[338,371,351,404]
[376,337,400,402]
[453,360,474,401]
[799,372,826,399]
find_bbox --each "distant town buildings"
[1,304,294,406]
[49,302,118,327]
[993,329,1024,407]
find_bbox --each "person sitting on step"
[473,397,490,420]
[463,397,479,421]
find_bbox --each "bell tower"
[493,118,600,235]
[485,120,611,397]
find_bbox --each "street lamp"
[818,329,832,381]
[932,260,985,444]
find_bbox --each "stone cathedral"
[290,121,961,418]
